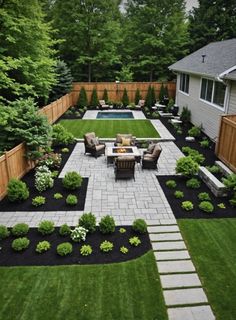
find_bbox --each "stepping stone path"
[148,221,215,320]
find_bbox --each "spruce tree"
[159,83,165,104]
[77,87,88,108]
[151,87,156,106]
[122,88,129,107]
[145,85,152,109]
[134,88,142,105]
[90,88,99,107]
[103,89,109,103]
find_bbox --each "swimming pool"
[96,112,134,119]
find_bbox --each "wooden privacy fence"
[0,93,73,200]
[71,81,176,104]
[216,115,236,173]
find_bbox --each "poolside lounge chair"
[135,100,145,110]
[114,134,136,146]
[142,143,162,169]
[84,132,106,158]
[114,156,136,181]
[99,100,109,110]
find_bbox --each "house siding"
[228,81,236,114]
[176,74,225,140]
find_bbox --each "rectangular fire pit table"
[106,146,141,165]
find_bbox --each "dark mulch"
[157,175,236,219]
[53,142,76,174]
[160,117,218,166]
[0,142,89,212]
[0,226,151,266]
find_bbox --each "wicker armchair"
[135,99,145,110]
[142,144,162,169]
[84,132,106,158]
[114,156,136,181]
[99,100,109,110]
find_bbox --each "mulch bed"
[0,226,151,266]
[160,117,218,166]
[157,175,236,219]
[0,142,89,212]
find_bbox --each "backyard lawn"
[0,251,167,320]
[59,119,160,138]
[179,218,236,320]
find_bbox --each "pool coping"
[83,109,147,120]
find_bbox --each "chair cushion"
[116,134,132,143]
[152,144,162,159]
[143,154,155,161]
[95,145,105,151]
[121,137,131,146]
[147,143,155,153]
[116,156,135,162]
[85,132,96,146]
[91,137,99,146]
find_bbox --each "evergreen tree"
[122,88,129,107]
[151,87,156,106]
[188,0,236,52]
[134,88,142,105]
[145,85,152,109]
[90,88,99,107]
[77,87,88,108]
[122,0,189,81]
[0,0,57,103]
[159,83,165,104]
[49,60,73,102]
[102,89,109,103]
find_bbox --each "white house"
[169,38,236,140]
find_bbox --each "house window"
[179,73,189,94]
[200,78,226,108]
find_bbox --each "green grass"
[59,119,160,138]
[0,251,167,320]
[178,218,236,320]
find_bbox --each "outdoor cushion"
[143,154,155,161]
[116,134,132,143]
[91,137,99,146]
[116,156,135,162]
[85,132,96,146]
[147,143,155,153]
[95,145,105,151]
[121,137,131,146]
[152,144,162,158]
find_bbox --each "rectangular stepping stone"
[160,273,201,289]
[171,119,182,124]
[154,250,190,261]
[152,241,186,251]
[150,232,182,242]
[168,305,215,320]
[164,288,208,306]
[157,260,195,273]
[148,225,179,233]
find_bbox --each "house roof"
[223,70,236,80]
[169,39,236,79]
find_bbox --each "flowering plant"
[70,226,88,242]
[35,165,54,192]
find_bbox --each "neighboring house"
[169,38,236,141]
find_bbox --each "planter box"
[198,166,228,197]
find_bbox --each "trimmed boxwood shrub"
[59,224,71,236]
[12,223,29,237]
[66,194,78,206]
[0,225,10,239]
[186,178,201,189]
[12,237,30,251]
[199,201,214,213]
[63,171,83,190]
[79,212,96,233]
[132,219,147,234]
[174,190,184,199]
[165,180,177,189]
[38,220,55,235]
[175,156,199,177]
[198,192,211,201]
[7,178,29,202]
[57,242,73,256]
[99,215,115,234]
[36,241,51,253]
[52,124,74,146]
[181,201,194,211]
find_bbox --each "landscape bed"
[59,119,160,138]
[158,175,236,219]
[0,226,151,266]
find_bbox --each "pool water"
[96,112,134,119]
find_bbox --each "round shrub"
[12,223,29,237]
[199,201,214,213]
[175,156,199,177]
[32,196,46,207]
[100,240,114,252]
[70,226,87,242]
[188,126,201,137]
[132,219,147,234]
[7,178,29,202]
[165,180,177,189]
[59,224,71,236]
[181,147,205,164]
[99,215,115,234]
[181,201,194,211]
[129,236,141,247]
[36,241,51,253]
[198,192,211,201]
[0,225,10,239]
[79,212,96,233]
[12,237,30,251]
[52,124,74,146]
[174,190,184,199]
[206,165,221,174]
[38,220,55,235]
[62,171,83,190]
[186,178,201,189]
[80,245,92,256]
[54,193,63,200]
[200,139,210,148]
[57,242,73,256]
[66,194,78,206]
[120,246,129,254]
